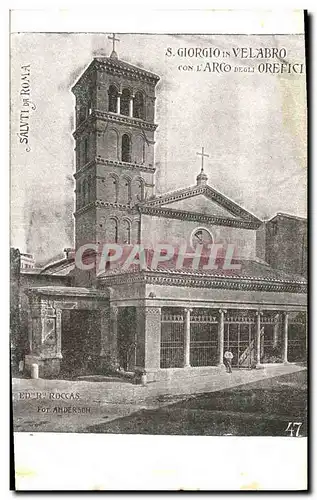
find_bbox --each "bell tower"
[71,36,160,284]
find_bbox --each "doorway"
[61,310,101,377]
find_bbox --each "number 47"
[285,422,302,437]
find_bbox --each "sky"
[10,33,307,263]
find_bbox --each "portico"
[101,267,307,382]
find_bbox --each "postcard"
[10,9,307,490]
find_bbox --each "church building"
[21,38,307,381]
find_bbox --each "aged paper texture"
[10,9,307,491]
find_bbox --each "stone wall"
[25,288,109,378]
[141,213,258,260]
[75,207,97,250]
[19,273,71,365]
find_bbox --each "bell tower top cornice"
[72,57,160,96]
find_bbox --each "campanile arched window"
[108,218,118,243]
[133,91,145,120]
[134,177,145,201]
[121,176,131,204]
[121,219,131,244]
[108,85,118,113]
[109,174,119,203]
[121,134,131,163]
[120,88,130,116]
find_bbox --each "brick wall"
[265,216,307,276]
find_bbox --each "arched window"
[109,174,119,203]
[134,91,145,119]
[122,220,131,244]
[121,134,131,163]
[108,85,118,113]
[134,178,145,201]
[133,135,145,164]
[121,176,131,204]
[120,88,130,116]
[108,218,118,243]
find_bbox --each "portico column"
[255,311,263,366]
[129,95,134,117]
[273,313,280,348]
[283,312,289,364]
[110,306,119,366]
[116,93,121,114]
[145,306,161,370]
[184,308,191,368]
[135,306,161,373]
[218,309,226,366]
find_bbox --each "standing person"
[224,350,233,373]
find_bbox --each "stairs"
[238,331,264,368]
[239,339,255,367]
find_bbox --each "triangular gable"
[161,193,237,219]
[143,184,261,223]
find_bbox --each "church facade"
[23,45,307,381]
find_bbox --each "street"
[85,370,307,436]
[13,368,307,436]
